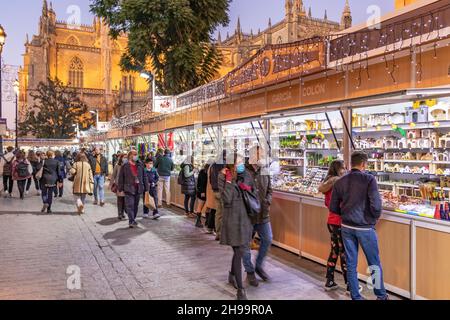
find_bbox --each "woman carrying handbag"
[219,154,254,301]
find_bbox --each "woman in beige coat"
[204,165,218,234]
[70,152,94,214]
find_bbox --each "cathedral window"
[68,57,84,88]
[67,36,80,46]
[277,36,283,44]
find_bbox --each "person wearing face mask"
[219,154,253,300]
[118,150,148,228]
[318,160,349,292]
[89,147,109,206]
[241,146,273,287]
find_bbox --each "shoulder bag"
[35,160,45,180]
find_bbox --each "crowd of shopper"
[0,145,388,301]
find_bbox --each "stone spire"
[324,10,328,20]
[341,0,352,29]
[308,6,312,17]
[295,0,305,16]
[236,17,242,42]
[285,0,293,21]
[42,0,48,16]
[25,33,29,45]
[217,31,222,44]
[268,17,272,28]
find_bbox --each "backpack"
[17,161,29,178]
[2,156,13,176]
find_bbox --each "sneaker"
[246,272,259,287]
[47,208,52,214]
[153,213,161,220]
[204,228,214,234]
[132,221,138,226]
[143,214,150,219]
[118,215,126,221]
[100,202,105,207]
[255,267,270,282]
[25,191,29,195]
[377,295,390,300]
[4,191,9,198]
[93,200,98,205]
[324,279,339,291]
[37,191,41,196]
[129,224,135,229]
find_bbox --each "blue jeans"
[125,192,140,224]
[93,175,105,202]
[41,186,55,209]
[243,222,273,273]
[342,227,388,300]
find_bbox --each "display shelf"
[369,159,450,165]
[279,156,303,160]
[378,181,450,191]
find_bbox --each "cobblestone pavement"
[0,184,353,300]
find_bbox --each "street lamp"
[90,110,99,130]
[0,24,7,154]
[140,71,156,112]
[13,79,19,151]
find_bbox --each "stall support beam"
[342,108,353,168]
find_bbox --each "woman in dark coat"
[40,150,62,213]
[219,155,253,301]
[180,158,196,217]
[118,150,148,228]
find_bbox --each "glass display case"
[353,98,450,220]
[172,126,218,171]
[270,111,344,197]
[221,121,265,160]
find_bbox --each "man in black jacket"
[118,150,148,228]
[89,147,108,206]
[329,151,388,300]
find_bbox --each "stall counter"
[271,190,450,300]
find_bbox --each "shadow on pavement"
[103,227,149,246]
[0,211,79,216]
[97,217,124,226]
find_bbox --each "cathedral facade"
[216,0,352,76]
[19,0,148,123]
[19,0,352,121]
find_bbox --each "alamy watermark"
[66,265,81,290]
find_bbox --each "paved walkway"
[0,183,353,300]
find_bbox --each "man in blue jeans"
[242,146,273,287]
[329,151,389,300]
[89,147,108,206]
